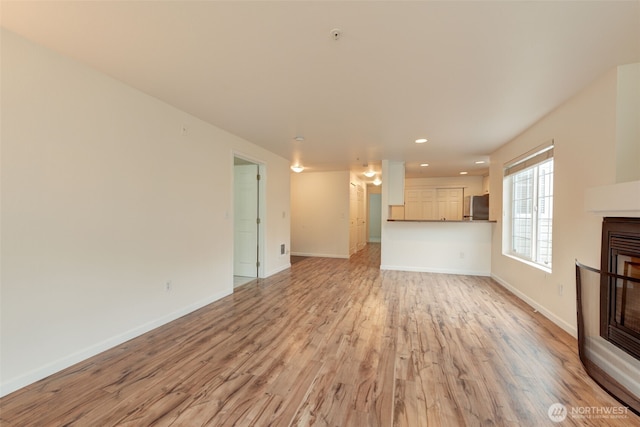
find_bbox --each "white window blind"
[503,140,554,270]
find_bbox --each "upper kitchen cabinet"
[387,161,405,206]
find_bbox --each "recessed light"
[475,160,486,164]
[420,163,429,167]
[459,171,468,175]
[415,138,428,144]
[291,165,304,173]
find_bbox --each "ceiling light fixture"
[373,178,382,186]
[363,170,376,178]
[415,138,428,144]
[294,136,305,142]
[475,160,486,164]
[420,163,429,167]
[459,171,468,175]
[291,165,304,173]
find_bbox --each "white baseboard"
[380,264,490,276]
[585,336,640,396]
[0,289,232,397]
[265,263,291,277]
[290,252,349,259]
[491,273,577,337]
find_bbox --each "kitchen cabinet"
[405,188,436,220]
[437,188,463,220]
[387,161,405,206]
[405,187,463,220]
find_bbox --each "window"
[503,142,554,270]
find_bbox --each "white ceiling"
[2,1,639,180]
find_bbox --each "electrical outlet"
[459,252,465,259]
[557,284,563,296]
[281,244,285,255]
[166,281,172,292]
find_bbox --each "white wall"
[0,30,290,396]
[489,67,619,336]
[615,63,640,183]
[290,171,350,258]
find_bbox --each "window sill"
[503,253,552,274]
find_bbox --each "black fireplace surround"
[575,217,640,414]
[601,217,640,359]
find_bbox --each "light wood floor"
[1,244,637,426]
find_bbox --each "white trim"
[491,273,577,337]
[290,252,349,259]
[503,157,554,270]
[265,263,292,277]
[585,336,640,396]
[584,180,640,218]
[0,289,232,397]
[380,265,490,276]
[232,151,267,279]
[231,150,267,169]
[503,253,552,274]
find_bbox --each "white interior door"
[349,183,357,255]
[368,193,381,242]
[234,163,258,277]
[357,184,366,250]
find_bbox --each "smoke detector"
[330,28,342,41]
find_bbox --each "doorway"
[368,193,382,242]
[233,156,262,288]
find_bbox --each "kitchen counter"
[381,220,493,275]
[387,219,496,223]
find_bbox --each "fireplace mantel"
[585,180,640,218]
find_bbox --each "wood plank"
[1,244,637,426]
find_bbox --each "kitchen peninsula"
[387,219,496,223]
[380,160,495,276]
[381,219,494,275]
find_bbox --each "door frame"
[367,190,382,243]
[232,152,266,279]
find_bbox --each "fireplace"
[601,217,640,359]
[575,217,640,414]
